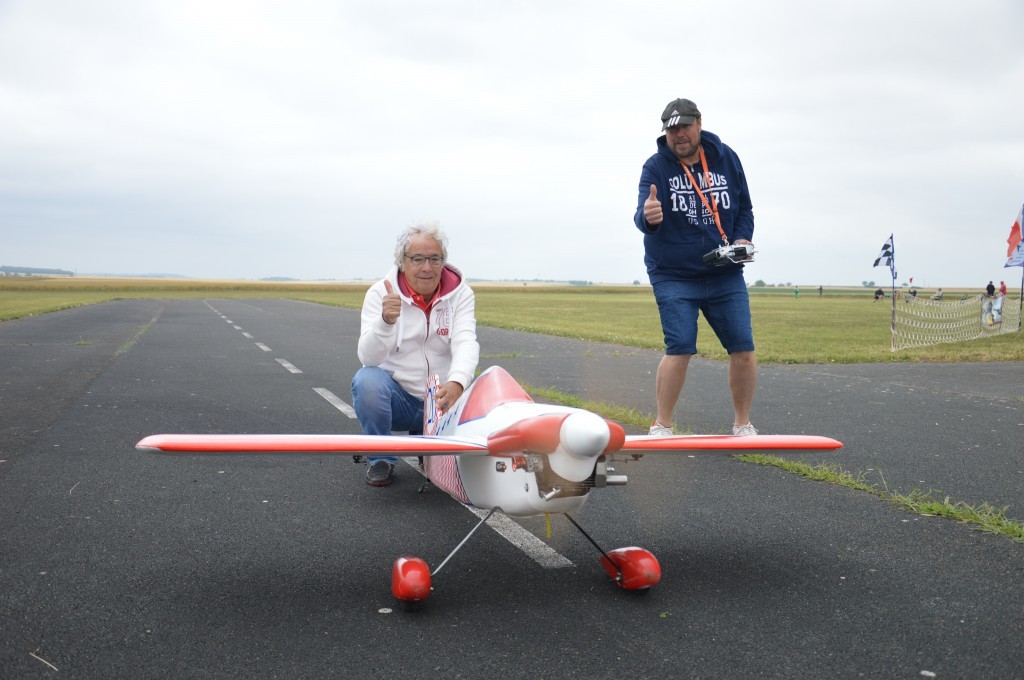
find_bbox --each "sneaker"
[732,422,758,436]
[648,422,674,437]
[366,460,395,487]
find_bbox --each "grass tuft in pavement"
[738,454,1024,544]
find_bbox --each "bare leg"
[728,350,757,426]
[655,354,691,427]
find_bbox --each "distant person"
[873,288,884,302]
[634,97,758,437]
[817,285,823,297]
[986,281,996,297]
[931,288,944,301]
[352,220,480,486]
[999,280,1007,296]
[794,286,799,298]
[910,287,917,298]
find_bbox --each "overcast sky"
[2,0,1022,288]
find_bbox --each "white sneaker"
[648,422,674,436]
[732,422,758,436]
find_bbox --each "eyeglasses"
[405,255,444,268]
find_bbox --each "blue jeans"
[652,271,755,355]
[350,367,424,464]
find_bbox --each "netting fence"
[892,293,1022,351]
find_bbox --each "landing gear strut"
[391,508,661,605]
[564,513,661,591]
[391,508,497,604]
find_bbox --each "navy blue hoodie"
[634,130,754,283]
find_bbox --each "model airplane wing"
[136,433,489,456]
[620,434,842,454]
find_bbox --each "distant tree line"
[1,266,74,277]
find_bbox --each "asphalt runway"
[1,299,1022,679]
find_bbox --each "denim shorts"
[652,271,755,355]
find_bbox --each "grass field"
[2,276,1022,364]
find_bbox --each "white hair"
[393,219,449,269]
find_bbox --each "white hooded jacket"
[356,264,480,396]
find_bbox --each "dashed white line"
[472,508,575,569]
[276,358,303,374]
[242,332,254,339]
[399,457,574,569]
[313,388,357,418]
[255,343,272,352]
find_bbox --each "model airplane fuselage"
[137,366,842,603]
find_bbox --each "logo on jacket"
[434,307,451,336]
[669,171,732,224]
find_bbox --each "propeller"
[487,411,626,483]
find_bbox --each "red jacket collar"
[397,267,460,312]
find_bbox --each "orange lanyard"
[680,147,728,245]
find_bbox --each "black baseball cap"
[661,98,701,130]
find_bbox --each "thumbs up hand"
[381,280,401,325]
[643,184,663,226]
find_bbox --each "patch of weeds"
[736,454,1024,544]
[520,383,656,432]
[888,489,1024,542]
[737,455,877,493]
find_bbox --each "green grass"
[521,383,658,432]
[738,455,1024,544]
[2,277,1022,363]
[0,278,367,321]
[471,286,1024,363]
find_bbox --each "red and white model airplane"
[137,366,841,605]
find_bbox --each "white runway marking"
[275,358,303,374]
[313,388,357,418]
[242,332,254,339]
[255,343,272,352]
[400,457,574,569]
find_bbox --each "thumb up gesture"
[381,280,401,325]
[643,184,663,226]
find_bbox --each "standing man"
[352,219,480,486]
[634,98,758,437]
